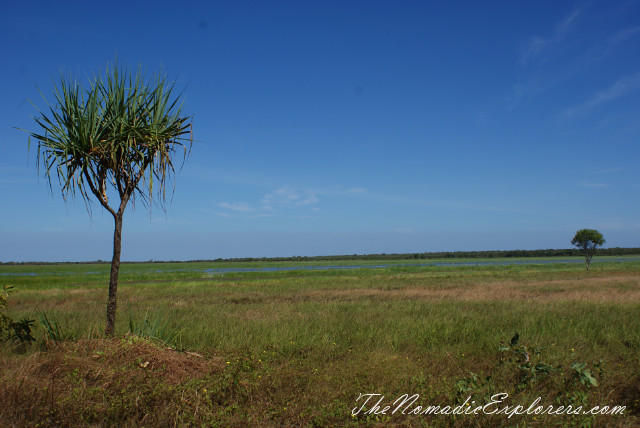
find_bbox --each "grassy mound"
[0,337,223,427]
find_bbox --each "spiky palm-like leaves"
[29,63,192,335]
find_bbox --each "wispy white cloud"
[262,187,318,210]
[217,202,253,212]
[565,71,640,117]
[519,6,584,66]
[346,187,367,194]
[198,182,375,223]
[299,195,319,205]
[509,6,588,108]
[208,184,369,220]
[509,4,640,111]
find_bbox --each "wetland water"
[201,257,639,274]
[2,257,639,276]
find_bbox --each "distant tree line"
[207,247,640,263]
[2,247,639,265]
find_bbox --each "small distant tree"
[571,229,605,271]
[27,63,192,336]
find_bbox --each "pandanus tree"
[28,63,192,335]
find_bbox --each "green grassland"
[1,258,640,426]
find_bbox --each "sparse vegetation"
[0,259,639,426]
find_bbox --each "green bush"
[1,285,35,348]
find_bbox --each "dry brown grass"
[301,273,640,303]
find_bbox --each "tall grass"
[127,310,184,349]
[1,259,639,426]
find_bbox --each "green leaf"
[510,332,519,347]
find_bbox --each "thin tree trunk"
[105,213,123,336]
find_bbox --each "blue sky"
[1,1,639,261]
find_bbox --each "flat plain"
[1,257,639,427]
